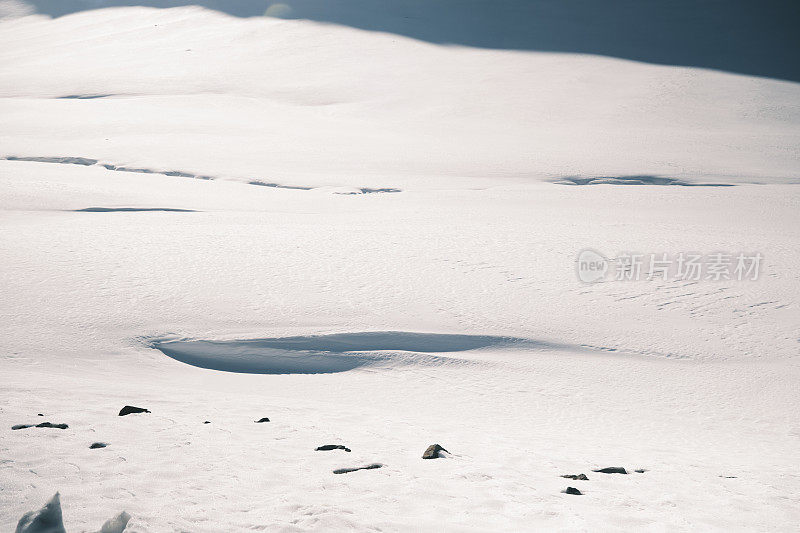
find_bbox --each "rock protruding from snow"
[98,511,131,533]
[254,417,270,423]
[593,467,627,474]
[564,487,582,495]
[90,442,108,449]
[333,463,384,474]
[16,492,66,533]
[422,444,449,459]
[118,406,150,416]
[36,422,68,429]
[561,473,589,480]
[316,444,351,452]
[12,422,68,430]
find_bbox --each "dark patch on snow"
[333,463,384,474]
[16,492,65,533]
[58,94,114,99]
[593,466,628,474]
[74,207,197,212]
[554,175,735,187]
[564,487,582,495]
[316,444,351,452]
[634,468,647,473]
[5,155,97,166]
[561,473,589,480]
[118,405,150,416]
[422,444,449,459]
[335,187,402,195]
[248,180,313,190]
[90,442,108,449]
[255,417,270,423]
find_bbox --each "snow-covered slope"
[0,4,798,185]
[1,2,799,532]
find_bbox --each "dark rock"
[13,422,68,430]
[36,422,68,429]
[422,444,450,459]
[593,467,627,474]
[634,468,647,473]
[16,492,66,533]
[316,445,351,452]
[255,417,270,423]
[118,406,150,416]
[203,421,211,424]
[333,463,383,474]
[90,442,108,449]
[565,487,582,495]
[37,414,44,417]
[561,473,589,480]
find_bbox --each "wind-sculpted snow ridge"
[153,332,537,374]
[554,175,736,187]
[3,156,398,192]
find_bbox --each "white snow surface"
[1,2,799,532]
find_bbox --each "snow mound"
[153,332,522,374]
[15,493,65,533]
[98,511,131,533]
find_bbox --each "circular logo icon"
[576,249,609,283]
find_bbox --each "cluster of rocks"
[559,466,648,495]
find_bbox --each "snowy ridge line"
[2,156,402,194]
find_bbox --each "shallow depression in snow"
[153,332,524,374]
